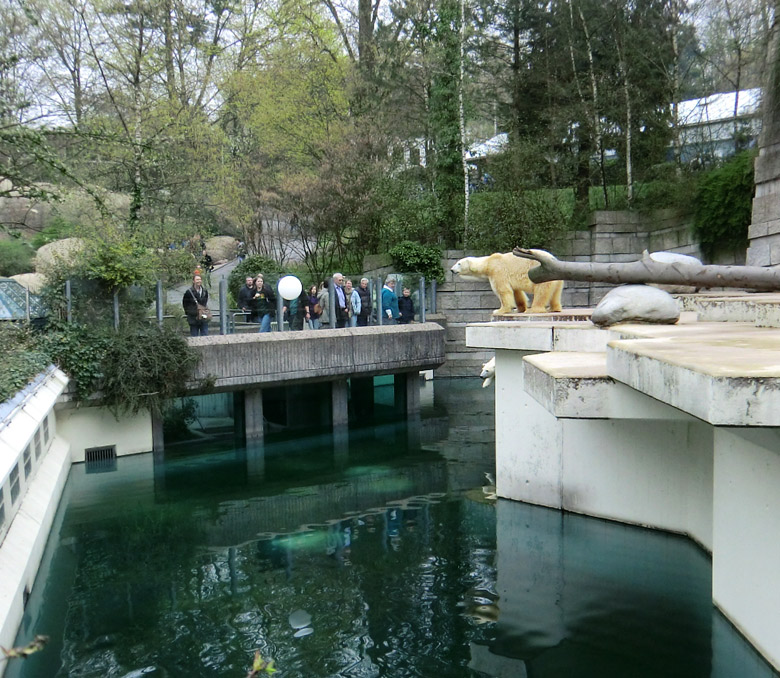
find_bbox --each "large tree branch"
[513,248,780,291]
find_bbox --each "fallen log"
[512,248,780,292]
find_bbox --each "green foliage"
[0,325,50,404]
[388,241,445,283]
[1,318,203,414]
[30,216,77,249]
[0,238,34,276]
[227,255,284,298]
[468,190,568,253]
[632,164,701,213]
[99,325,201,416]
[36,322,112,401]
[693,151,756,260]
[83,237,159,291]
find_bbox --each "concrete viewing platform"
[466,295,780,672]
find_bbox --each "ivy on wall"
[693,150,756,261]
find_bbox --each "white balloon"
[277,275,303,300]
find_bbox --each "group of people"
[184,271,416,337]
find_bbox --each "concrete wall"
[713,428,780,668]
[493,348,714,552]
[56,406,154,461]
[189,323,446,390]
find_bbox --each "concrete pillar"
[332,380,348,427]
[712,427,780,670]
[151,409,164,457]
[333,425,349,469]
[245,441,265,481]
[394,371,420,416]
[244,389,264,441]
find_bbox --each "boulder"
[591,284,680,327]
[34,237,87,273]
[11,272,46,293]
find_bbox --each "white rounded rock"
[591,284,680,327]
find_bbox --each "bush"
[388,241,445,283]
[0,238,34,276]
[693,151,756,260]
[0,325,50,404]
[468,189,568,253]
[30,216,77,249]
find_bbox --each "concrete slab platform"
[608,326,780,426]
[467,320,608,353]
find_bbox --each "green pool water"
[8,379,777,678]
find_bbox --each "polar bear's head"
[480,357,495,387]
[451,257,483,281]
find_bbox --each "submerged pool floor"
[8,380,778,678]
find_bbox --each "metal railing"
[57,274,437,335]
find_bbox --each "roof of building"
[677,88,762,127]
[0,278,46,320]
[466,89,762,160]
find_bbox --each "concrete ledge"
[467,319,608,353]
[524,352,612,418]
[188,323,446,391]
[0,437,70,665]
[608,326,780,426]
[523,352,692,421]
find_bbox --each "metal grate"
[10,464,20,504]
[84,445,117,473]
[23,445,31,478]
[0,486,5,532]
[35,428,42,459]
[43,415,50,443]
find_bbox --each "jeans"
[310,318,321,330]
[259,314,272,333]
[189,320,209,336]
[349,315,358,328]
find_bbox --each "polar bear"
[480,357,495,388]
[451,251,563,315]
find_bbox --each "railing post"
[276,282,284,332]
[329,277,336,328]
[419,276,426,323]
[113,291,120,331]
[430,280,437,314]
[65,279,72,323]
[156,280,164,328]
[376,276,383,326]
[219,278,228,335]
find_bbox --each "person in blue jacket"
[381,277,400,324]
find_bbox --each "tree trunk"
[513,248,780,291]
[458,0,469,245]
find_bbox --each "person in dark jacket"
[307,284,321,329]
[356,277,372,326]
[237,276,257,322]
[286,289,311,331]
[182,274,209,336]
[398,287,415,324]
[253,274,276,332]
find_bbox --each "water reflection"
[8,380,778,678]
